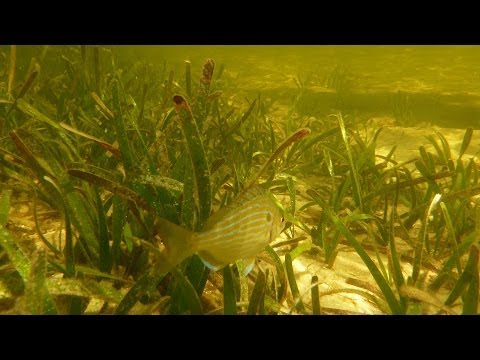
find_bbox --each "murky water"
[1,45,479,314]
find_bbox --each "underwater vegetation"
[0,45,479,315]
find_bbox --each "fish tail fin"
[154,218,195,265]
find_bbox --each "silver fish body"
[155,186,284,272]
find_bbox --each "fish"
[154,186,285,274]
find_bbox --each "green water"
[113,45,480,128]
[6,45,480,127]
[0,45,478,315]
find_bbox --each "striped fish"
[154,186,284,274]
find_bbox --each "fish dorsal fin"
[230,185,266,206]
[202,185,267,231]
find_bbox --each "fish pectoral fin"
[198,250,224,271]
[199,254,256,276]
[239,257,256,276]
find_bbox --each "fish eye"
[281,216,285,223]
